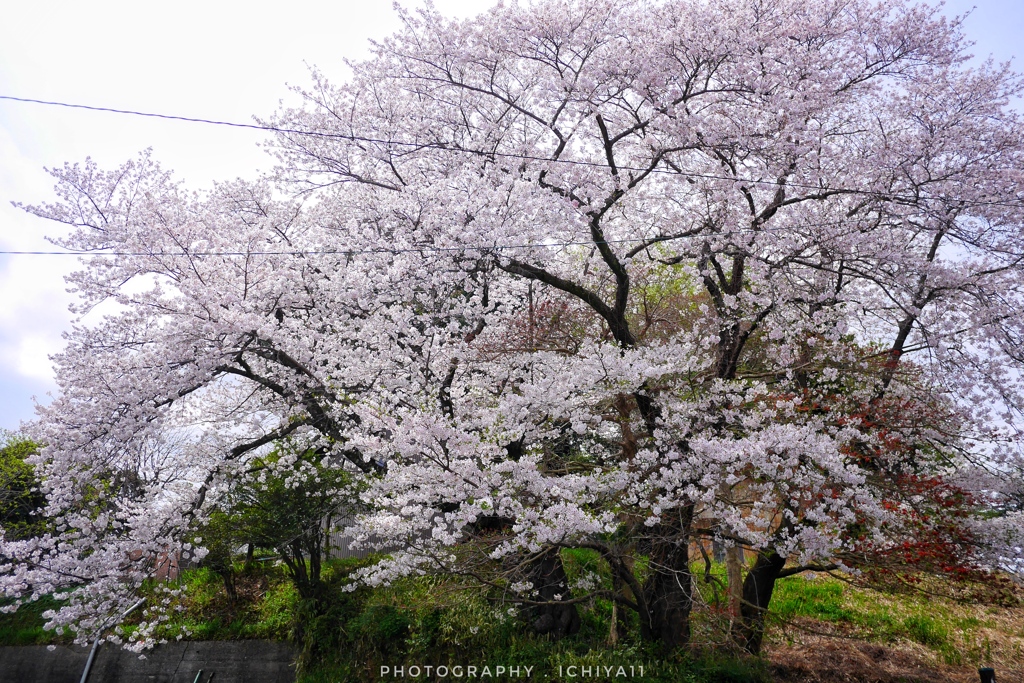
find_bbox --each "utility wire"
[0,94,320,136]
[3,94,1023,210]
[0,218,936,258]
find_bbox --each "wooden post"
[726,545,744,626]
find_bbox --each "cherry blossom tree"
[3,0,1024,656]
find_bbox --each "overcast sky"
[0,0,1021,431]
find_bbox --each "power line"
[4,94,1023,211]
[0,217,933,258]
[0,94,332,138]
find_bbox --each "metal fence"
[324,521,414,560]
[325,528,378,560]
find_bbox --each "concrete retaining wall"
[0,640,296,683]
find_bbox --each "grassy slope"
[765,573,1024,682]
[2,557,1022,682]
[0,595,66,646]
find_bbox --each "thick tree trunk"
[731,550,786,654]
[640,511,694,650]
[528,548,582,638]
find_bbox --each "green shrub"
[350,604,412,651]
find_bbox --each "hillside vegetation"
[3,554,1021,683]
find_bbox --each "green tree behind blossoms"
[0,432,45,541]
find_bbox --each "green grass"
[0,563,303,647]
[767,573,1007,666]
[771,577,854,623]
[0,595,68,646]
[144,564,300,642]
[4,554,1022,680]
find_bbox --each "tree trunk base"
[640,517,694,651]
[731,550,786,655]
[527,548,582,638]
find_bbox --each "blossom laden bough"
[3,0,1024,654]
